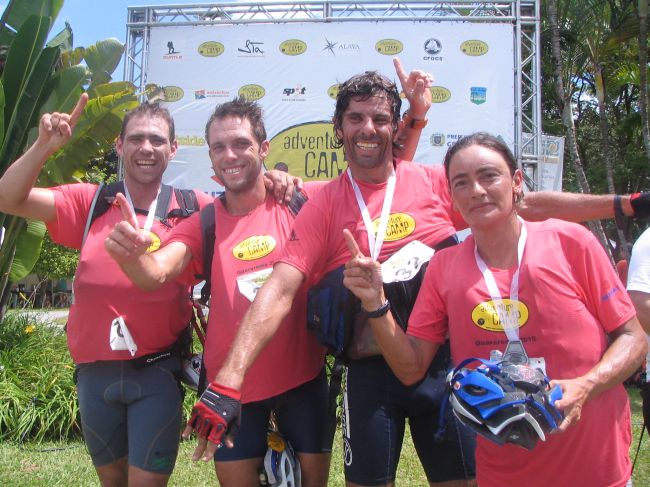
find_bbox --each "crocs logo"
[472,299,528,332]
[233,235,276,261]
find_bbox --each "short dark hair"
[443,132,517,180]
[204,96,267,146]
[120,102,175,142]
[332,71,401,148]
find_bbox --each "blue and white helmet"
[447,358,564,450]
[263,440,302,487]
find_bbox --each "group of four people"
[0,59,646,487]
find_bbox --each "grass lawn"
[0,388,647,486]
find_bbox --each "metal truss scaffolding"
[125,1,542,188]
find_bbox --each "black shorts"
[342,342,476,485]
[75,357,183,474]
[215,368,329,461]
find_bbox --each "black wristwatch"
[365,300,391,318]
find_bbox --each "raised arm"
[104,193,192,290]
[551,317,647,431]
[392,57,432,161]
[0,94,88,221]
[342,229,438,384]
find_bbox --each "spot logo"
[460,40,489,56]
[472,299,529,332]
[372,213,415,241]
[375,39,403,55]
[233,236,277,261]
[430,86,451,103]
[238,84,266,101]
[198,41,225,57]
[279,39,307,56]
[162,86,184,102]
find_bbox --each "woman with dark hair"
[342,132,646,487]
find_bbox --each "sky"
[0,0,183,81]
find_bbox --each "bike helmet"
[262,434,302,487]
[180,353,202,390]
[447,357,564,450]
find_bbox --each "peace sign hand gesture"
[342,229,385,311]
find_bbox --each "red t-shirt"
[409,219,634,487]
[47,183,211,364]
[169,184,326,403]
[280,159,465,283]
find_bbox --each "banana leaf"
[0,0,62,47]
[84,38,124,89]
[2,15,52,131]
[8,220,46,282]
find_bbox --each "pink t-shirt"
[409,219,635,487]
[169,186,326,403]
[280,159,464,281]
[47,183,211,364]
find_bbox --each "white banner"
[145,21,515,195]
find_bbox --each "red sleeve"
[46,183,98,249]
[425,164,467,231]
[167,209,205,285]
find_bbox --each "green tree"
[0,0,139,320]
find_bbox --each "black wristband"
[364,300,391,318]
[614,194,626,230]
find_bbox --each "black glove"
[187,382,241,447]
[630,192,650,219]
[640,381,650,435]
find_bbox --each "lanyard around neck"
[347,167,396,260]
[473,216,527,342]
[123,183,160,233]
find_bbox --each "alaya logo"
[238,40,265,55]
[423,38,443,61]
[322,37,360,56]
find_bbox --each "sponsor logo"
[238,84,265,101]
[430,86,451,103]
[430,133,446,147]
[430,133,465,147]
[279,39,307,56]
[423,38,443,61]
[323,37,360,56]
[165,41,179,55]
[327,84,340,100]
[470,86,487,105]
[238,39,265,56]
[372,213,415,241]
[176,135,206,146]
[162,86,184,102]
[471,299,529,332]
[145,231,161,252]
[233,235,277,261]
[282,84,307,101]
[375,39,403,55]
[194,89,230,99]
[267,122,344,181]
[460,40,489,56]
[198,41,225,57]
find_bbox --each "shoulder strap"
[82,181,124,247]
[167,188,200,219]
[154,184,173,220]
[197,199,217,305]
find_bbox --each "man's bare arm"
[519,191,634,222]
[0,94,88,221]
[629,291,650,334]
[214,262,305,391]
